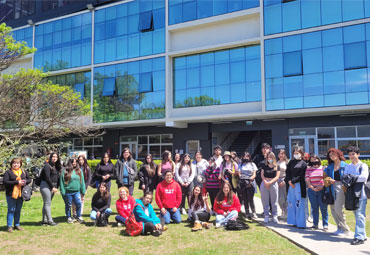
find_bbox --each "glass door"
[289,135,317,157]
[120,142,138,160]
[186,140,200,158]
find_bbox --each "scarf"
[12,169,23,199]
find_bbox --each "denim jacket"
[324,161,347,199]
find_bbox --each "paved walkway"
[252,197,370,255]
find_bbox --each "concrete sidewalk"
[252,197,370,255]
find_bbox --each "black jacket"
[3,169,32,197]
[285,159,307,198]
[91,192,111,213]
[95,163,114,183]
[82,166,92,190]
[138,163,157,191]
[40,163,60,189]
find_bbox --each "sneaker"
[307,215,313,223]
[76,217,85,224]
[181,208,187,215]
[241,205,246,214]
[14,226,23,231]
[41,221,48,226]
[251,213,258,220]
[67,217,74,224]
[48,222,58,226]
[351,239,364,245]
[215,222,222,228]
[311,225,319,230]
[117,222,123,227]
[152,230,161,237]
[162,225,168,231]
[323,226,329,232]
[264,216,269,223]
[7,227,13,233]
[272,216,279,223]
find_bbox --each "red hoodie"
[116,196,136,218]
[155,179,182,209]
[213,194,241,215]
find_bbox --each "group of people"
[3,144,368,244]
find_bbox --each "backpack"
[34,167,43,186]
[359,164,370,199]
[225,220,249,231]
[96,212,109,227]
[22,185,32,201]
[125,204,144,236]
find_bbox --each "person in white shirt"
[175,153,195,215]
[343,146,368,245]
[213,145,223,168]
[192,151,209,189]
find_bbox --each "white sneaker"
[273,216,279,223]
[67,217,74,224]
[117,222,123,227]
[333,229,346,236]
[181,208,187,215]
[241,205,246,214]
[264,216,269,223]
[215,222,222,228]
[307,215,313,223]
[251,213,258,220]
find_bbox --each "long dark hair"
[49,152,61,172]
[179,153,192,177]
[144,154,156,177]
[77,155,90,183]
[98,182,110,201]
[215,182,234,205]
[121,147,132,162]
[162,150,171,163]
[99,152,112,165]
[189,186,205,211]
[64,158,82,184]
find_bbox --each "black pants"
[207,188,219,210]
[238,186,255,214]
[180,184,193,210]
[190,211,210,223]
[143,217,165,235]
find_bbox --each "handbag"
[22,185,32,201]
[321,186,334,205]
[125,204,144,236]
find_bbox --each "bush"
[321,159,370,167]
[87,159,162,172]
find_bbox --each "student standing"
[155,169,182,224]
[91,182,112,226]
[253,143,271,190]
[157,150,175,182]
[175,153,195,215]
[192,151,209,188]
[214,182,241,228]
[306,155,328,231]
[323,148,350,236]
[219,151,238,192]
[188,186,211,231]
[115,148,137,196]
[40,153,61,226]
[74,155,91,218]
[343,146,368,245]
[277,149,288,220]
[285,147,307,228]
[213,145,223,168]
[94,153,114,192]
[138,154,157,195]
[115,187,135,226]
[204,157,221,211]
[261,152,280,223]
[4,158,31,232]
[60,158,85,224]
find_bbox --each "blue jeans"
[115,215,127,224]
[63,192,82,218]
[354,199,367,240]
[6,196,23,227]
[287,183,306,228]
[90,208,112,220]
[215,210,238,225]
[161,208,181,224]
[307,188,328,227]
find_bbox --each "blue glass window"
[283,51,302,77]
[344,42,367,70]
[301,0,321,29]
[342,0,365,22]
[303,48,323,74]
[183,1,197,22]
[139,11,153,32]
[282,0,300,32]
[103,77,116,96]
[139,72,153,92]
[74,83,85,100]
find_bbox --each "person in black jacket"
[94,153,114,192]
[40,153,61,226]
[285,147,307,229]
[3,158,32,232]
[138,154,157,195]
[90,182,112,226]
[114,147,137,195]
[252,143,271,190]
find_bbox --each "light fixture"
[27,19,34,26]
[86,4,94,11]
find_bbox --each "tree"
[0,23,99,172]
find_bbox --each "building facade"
[5,0,370,160]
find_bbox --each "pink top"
[161,161,172,174]
[305,166,324,188]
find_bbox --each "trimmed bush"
[87,159,162,172]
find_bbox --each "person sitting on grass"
[188,185,211,232]
[214,182,241,228]
[90,182,112,226]
[134,191,167,237]
[155,169,182,224]
[115,186,135,227]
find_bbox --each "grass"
[0,182,308,255]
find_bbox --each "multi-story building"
[4,0,370,160]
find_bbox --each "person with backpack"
[39,152,61,226]
[155,169,182,224]
[175,153,195,215]
[138,154,157,195]
[3,158,32,232]
[115,187,135,226]
[134,191,167,237]
[60,158,85,224]
[343,146,368,245]
[94,153,114,192]
[91,182,112,226]
[76,155,91,217]
[285,147,307,229]
[253,143,271,190]
[305,155,328,231]
[214,182,241,228]
[219,151,239,192]
[188,185,211,231]
[204,157,221,211]
[236,152,257,219]
[115,147,137,195]
[323,148,350,236]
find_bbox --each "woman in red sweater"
[214,182,241,228]
[115,187,135,226]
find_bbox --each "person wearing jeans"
[306,155,328,231]
[214,182,241,228]
[91,182,112,226]
[343,146,368,245]
[155,169,182,224]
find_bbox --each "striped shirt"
[205,166,221,189]
[305,166,324,188]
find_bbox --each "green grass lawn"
[0,182,308,255]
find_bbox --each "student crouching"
[214,182,241,228]
[91,182,112,226]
